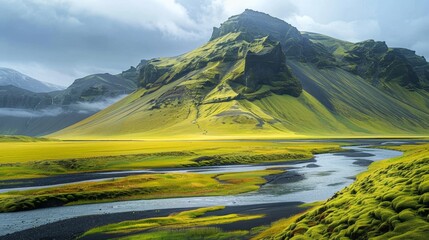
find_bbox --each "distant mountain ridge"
[0,70,138,136]
[51,9,429,139]
[0,67,64,93]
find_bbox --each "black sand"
[0,202,306,240]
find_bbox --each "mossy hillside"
[270,143,429,240]
[138,32,301,99]
[82,206,261,240]
[0,170,282,212]
[51,67,429,139]
[301,32,354,60]
[287,61,429,135]
[0,140,340,180]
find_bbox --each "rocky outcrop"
[343,40,429,90]
[139,62,171,88]
[241,43,302,96]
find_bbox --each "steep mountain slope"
[0,73,137,136]
[51,10,429,139]
[0,67,63,92]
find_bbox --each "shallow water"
[0,144,402,236]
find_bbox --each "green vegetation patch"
[82,206,262,239]
[267,143,429,239]
[0,135,53,142]
[0,170,281,212]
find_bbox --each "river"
[0,143,403,236]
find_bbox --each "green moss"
[392,196,419,211]
[262,143,429,240]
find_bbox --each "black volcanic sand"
[264,170,305,184]
[333,150,375,158]
[0,202,306,240]
[306,163,320,168]
[352,159,374,166]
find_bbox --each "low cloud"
[0,95,127,117]
[0,107,63,118]
[69,94,128,114]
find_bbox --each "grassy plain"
[0,140,341,180]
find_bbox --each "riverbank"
[0,202,306,240]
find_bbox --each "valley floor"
[0,138,427,239]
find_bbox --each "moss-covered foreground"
[259,143,429,239]
[81,206,261,240]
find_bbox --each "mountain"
[0,73,138,136]
[51,9,429,139]
[0,67,64,92]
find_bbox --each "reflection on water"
[0,145,402,236]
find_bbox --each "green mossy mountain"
[134,31,301,108]
[52,10,429,139]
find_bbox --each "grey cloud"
[0,0,206,85]
[0,0,428,87]
[69,94,128,114]
[0,107,64,118]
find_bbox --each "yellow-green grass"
[264,143,429,239]
[0,135,53,142]
[82,206,262,239]
[0,170,281,212]
[0,141,341,180]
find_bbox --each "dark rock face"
[0,85,53,109]
[379,50,421,89]
[60,73,137,105]
[241,43,302,96]
[343,40,429,90]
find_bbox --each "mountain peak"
[210,9,300,42]
[0,67,64,93]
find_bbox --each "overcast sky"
[1,0,428,86]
